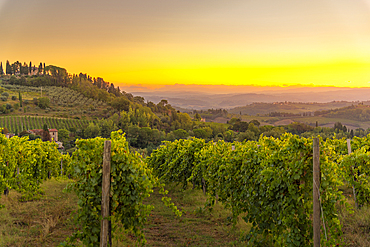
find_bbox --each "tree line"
[2,60,370,155]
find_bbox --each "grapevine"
[65,130,181,246]
[147,134,348,246]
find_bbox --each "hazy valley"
[131,87,370,110]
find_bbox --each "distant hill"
[229,102,358,116]
[131,88,370,110]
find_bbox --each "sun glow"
[1,0,370,90]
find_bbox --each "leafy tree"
[110,97,131,112]
[13,103,19,110]
[194,113,202,121]
[231,120,249,132]
[127,124,140,146]
[248,123,259,136]
[99,119,117,138]
[334,122,346,132]
[287,122,314,134]
[69,126,76,134]
[159,99,168,106]
[0,104,7,113]
[249,119,260,127]
[59,128,70,143]
[173,129,189,139]
[237,130,256,141]
[224,130,234,142]
[166,132,175,141]
[227,117,240,125]
[84,122,100,138]
[42,124,51,141]
[37,97,50,109]
[11,61,20,75]
[133,96,145,105]
[193,127,212,139]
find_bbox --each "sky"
[1,0,370,91]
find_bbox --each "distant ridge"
[131,88,370,110]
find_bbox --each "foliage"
[1,92,9,98]
[148,134,350,246]
[147,138,206,190]
[0,131,67,205]
[340,149,370,206]
[37,97,50,109]
[173,129,189,139]
[193,127,212,139]
[59,128,70,142]
[65,130,181,246]
[0,115,91,134]
[336,136,370,207]
[317,104,370,122]
[286,122,314,134]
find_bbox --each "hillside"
[2,60,370,154]
[132,88,370,110]
[228,101,357,116]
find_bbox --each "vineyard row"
[146,134,370,246]
[0,115,93,133]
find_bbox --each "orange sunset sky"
[1,0,370,91]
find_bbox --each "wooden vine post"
[313,138,320,247]
[347,139,358,209]
[101,140,112,247]
[60,159,63,176]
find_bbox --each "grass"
[0,178,79,247]
[141,184,252,246]
[0,180,253,247]
[2,179,370,246]
[339,203,370,246]
[110,183,254,246]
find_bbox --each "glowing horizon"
[1,0,370,90]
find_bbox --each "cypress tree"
[29,61,32,74]
[38,62,43,75]
[6,60,11,75]
[19,91,22,107]
[22,62,28,75]
[0,62,3,75]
